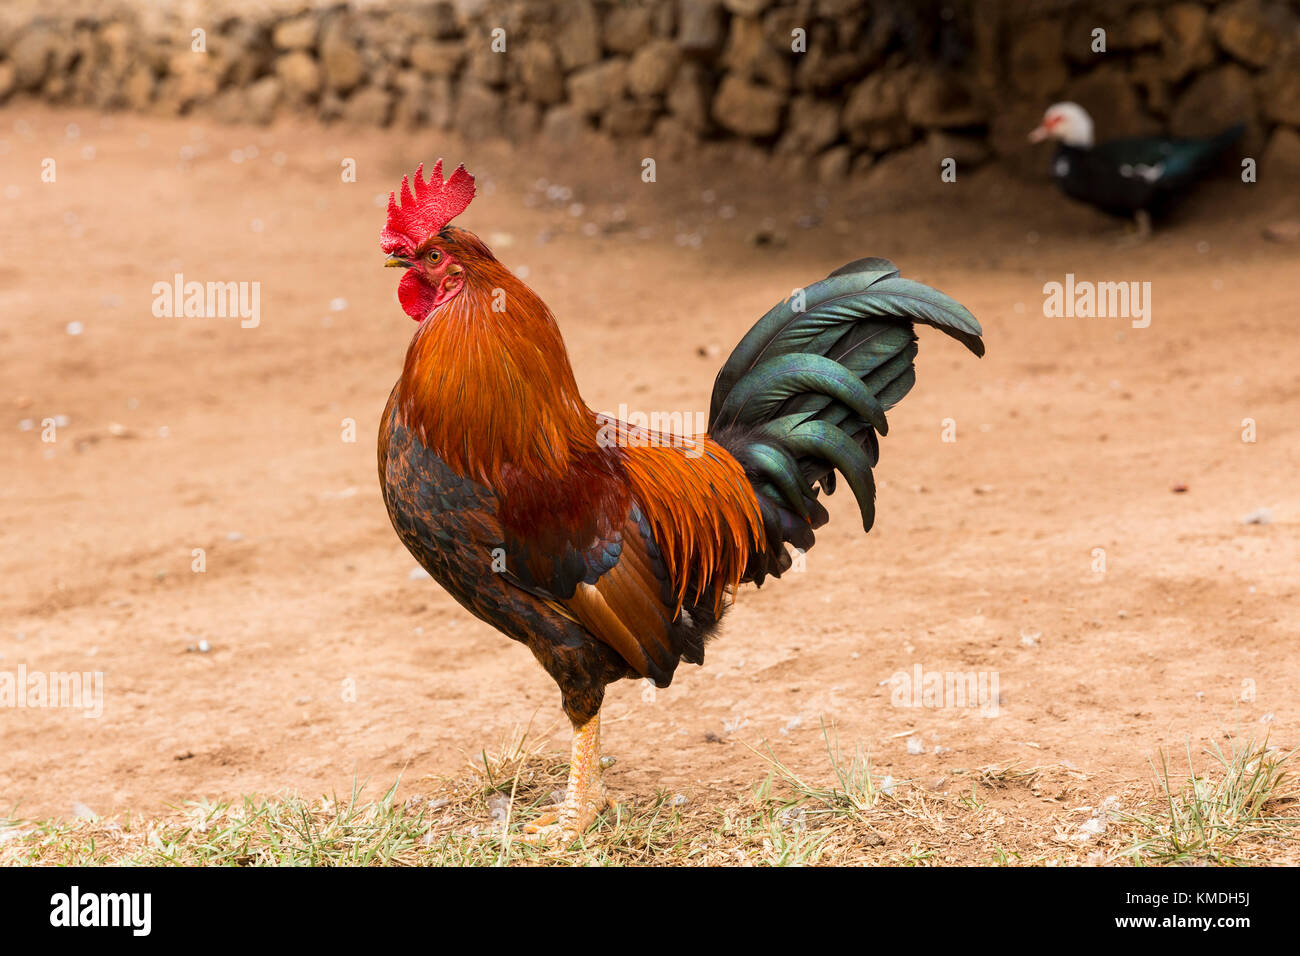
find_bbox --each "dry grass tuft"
[3,726,1296,866]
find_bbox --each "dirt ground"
[2,105,1298,853]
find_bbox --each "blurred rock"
[543,104,585,145]
[603,99,658,137]
[722,14,790,89]
[905,71,986,128]
[843,69,912,149]
[216,20,271,87]
[466,42,506,86]
[1211,0,1282,68]
[423,1,463,41]
[568,58,627,117]
[410,39,465,78]
[320,18,364,94]
[1065,64,1155,138]
[1127,7,1166,49]
[123,64,155,110]
[678,0,727,56]
[1009,20,1067,97]
[542,104,585,145]
[776,96,841,154]
[1170,64,1256,138]
[557,0,602,70]
[666,61,712,132]
[275,51,321,101]
[341,85,392,126]
[653,114,697,156]
[816,144,851,182]
[272,15,317,52]
[96,21,134,82]
[391,70,429,128]
[245,76,281,124]
[11,27,62,90]
[712,73,785,137]
[627,40,680,98]
[725,0,771,14]
[793,23,881,94]
[455,82,504,139]
[506,99,542,142]
[1129,53,1171,116]
[165,51,219,108]
[1162,3,1217,82]
[428,76,455,129]
[1258,54,1300,126]
[844,69,904,129]
[518,40,564,104]
[1262,126,1300,176]
[604,5,654,54]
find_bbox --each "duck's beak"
[1028,124,1050,143]
[385,254,413,269]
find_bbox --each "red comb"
[379,160,476,254]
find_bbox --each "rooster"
[377,161,984,842]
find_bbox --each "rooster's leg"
[523,711,614,843]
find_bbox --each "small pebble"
[1262,220,1300,243]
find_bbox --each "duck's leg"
[1134,209,1152,240]
[1116,209,1153,247]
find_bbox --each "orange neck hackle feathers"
[397,237,590,487]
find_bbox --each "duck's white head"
[1029,102,1095,148]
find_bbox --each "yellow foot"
[519,710,614,844]
[522,787,616,844]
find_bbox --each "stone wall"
[1,0,1298,177]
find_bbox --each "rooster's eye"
[425,249,442,265]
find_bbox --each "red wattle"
[397,269,438,322]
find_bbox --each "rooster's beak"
[1028,125,1050,143]
[385,255,413,269]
